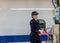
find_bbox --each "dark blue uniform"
[30,19,41,43]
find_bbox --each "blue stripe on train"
[0,34,53,42]
[0,35,30,42]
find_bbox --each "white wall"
[0,0,54,35]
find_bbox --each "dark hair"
[31,11,39,18]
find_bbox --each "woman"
[30,11,41,43]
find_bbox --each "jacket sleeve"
[34,22,40,30]
[30,20,39,32]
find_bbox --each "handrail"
[52,0,56,8]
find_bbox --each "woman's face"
[32,15,38,19]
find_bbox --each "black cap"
[32,11,39,16]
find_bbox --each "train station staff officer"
[30,11,41,43]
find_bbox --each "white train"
[0,9,54,43]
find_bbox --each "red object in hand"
[38,31,51,39]
[38,32,41,36]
